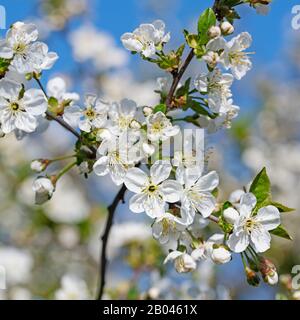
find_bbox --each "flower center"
[13,42,26,54]
[10,102,20,112]
[148,184,157,193]
[84,108,95,119]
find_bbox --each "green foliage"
[197,8,217,45]
[153,103,167,114]
[249,167,271,207]
[0,58,11,79]
[270,225,292,241]
[271,202,294,213]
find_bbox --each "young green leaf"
[153,104,167,114]
[270,225,292,240]
[198,8,217,45]
[249,167,271,206]
[270,202,295,213]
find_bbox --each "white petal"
[160,180,182,203]
[227,230,249,253]
[195,171,219,191]
[163,251,182,264]
[143,195,165,218]
[63,105,82,127]
[255,206,280,231]
[23,89,47,115]
[223,207,240,224]
[0,78,21,100]
[250,225,271,253]
[193,192,216,218]
[15,112,37,133]
[47,77,66,98]
[239,192,256,218]
[150,160,172,184]
[129,193,147,213]
[93,156,109,176]
[0,40,13,59]
[124,167,148,193]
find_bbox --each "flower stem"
[55,161,77,181]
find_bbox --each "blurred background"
[0,0,299,300]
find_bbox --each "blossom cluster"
[0,0,291,293]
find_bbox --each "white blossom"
[124,160,182,218]
[0,22,58,74]
[227,193,281,253]
[146,111,180,142]
[164,251,197,273]
[63,94,108,132]
[194,68,233,113]
[177,168,219,222]
[93,134,140,186]
[32,177,55,205]
[0,79,47,134]
[121,20,170,58]
[47,77,79,105]
[207,32,253,80]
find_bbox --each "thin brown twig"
[97,184,127,300]
[166,49,195,109]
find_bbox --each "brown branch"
[97,184,127,300]
[166,49,195,109]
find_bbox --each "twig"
[35,77,97,156]
[97,184,127,300]
[166,49,195,109]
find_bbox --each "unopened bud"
[211,246,231,264]
[130,120,141,130]
[143,106,153,117]
[223,207,239,224]
[31,159,50,173]
[207,26,221,39]
[32,177,55,205]
[220,21,234,35]
[245,266,260,286]
[259,257,278,285]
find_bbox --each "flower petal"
[129,193,147,213]
[250,225,271,253]
[255,206,280,231]
[124,167,148,193]
[227,230,249,253]
[195,170,219,191]
[160,180,182,203]
[150,160,172,184]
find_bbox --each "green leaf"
[270,202,295,213]
[270,225,292,241]
[249,167,271,206]
[197,8,217,45]
[153,103,167,114]
[185,34,200,49]
[176,78,191,98]
[188,99,211,116]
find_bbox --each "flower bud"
[211,247,231,264]
[207,26,221,39]
[32,177,55,205]
[143,106,153,117]
[31,159,50,173]
[220,21,234,35]
[203,51,219,68]
[245,266,260,287]
[223,207,239,224]
[130,120,141,130]
[174,253,197,273]
[259,257,278,285]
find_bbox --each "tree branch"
[166,49,195,109]
[97,184,127,300]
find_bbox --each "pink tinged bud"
[223,207,239,224]
[220,21,234,35]
[207,26,221,39]
[211,247,231,264]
